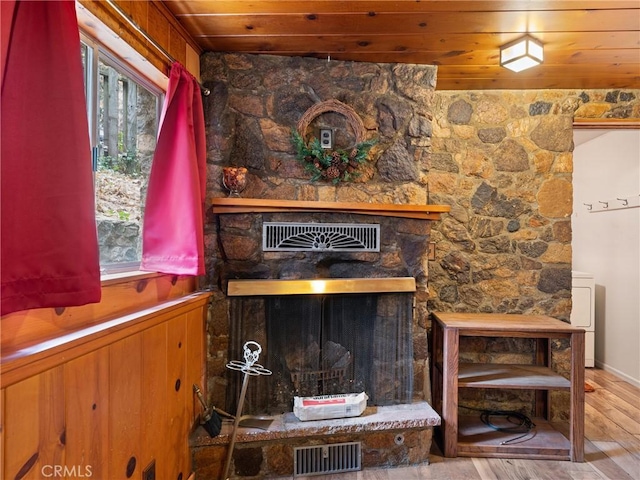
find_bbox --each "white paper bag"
[293,392,368,421]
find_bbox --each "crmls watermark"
[41,465,93,478]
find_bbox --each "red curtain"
[1,1,16,87]
[1,0,101,315]
[141,62,207,275]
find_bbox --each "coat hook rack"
[587,194,640,213]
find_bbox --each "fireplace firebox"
[225,278,417,416]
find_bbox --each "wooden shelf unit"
[211,197,450,220]
[430,312,585,462]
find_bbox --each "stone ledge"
[190,401,440,447]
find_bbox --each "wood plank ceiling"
[162,0,640,91]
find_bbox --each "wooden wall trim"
[0,292,211,389]
[1,273,197,352]
[574,118,640,129]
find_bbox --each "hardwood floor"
[285,368,640,479]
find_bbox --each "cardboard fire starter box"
[293,392,368,421]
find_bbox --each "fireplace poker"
[222,341,272,480]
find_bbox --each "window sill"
[1,272,199,355]
[101,269,163,286]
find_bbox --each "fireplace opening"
[226,290,415,416]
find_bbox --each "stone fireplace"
[193,202,444,478]
[196,52,446,477]
[207,200,447,415]
[199,52,444,415]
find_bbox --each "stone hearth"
[191,402,440,478]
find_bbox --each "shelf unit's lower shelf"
[457,415,571,460]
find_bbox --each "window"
[81,35,162,274]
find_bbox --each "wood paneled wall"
[1,292,210,480]
[77,0,202,79]
[2,2,210,476]
[2,4,209,478]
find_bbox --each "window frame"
[81,32,164,276]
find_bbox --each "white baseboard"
[594,360,640,388]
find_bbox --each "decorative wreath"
[292,99,376,184]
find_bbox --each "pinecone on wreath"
[325,165,341,179]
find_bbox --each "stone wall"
[428,89,639,319]
[428,88,638,418]
[201,53,437,203]
[429,92,574,320]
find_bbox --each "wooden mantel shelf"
[211,198,450,220]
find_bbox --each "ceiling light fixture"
[500,35,544,72]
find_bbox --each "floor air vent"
[263,222,380,252]
[293,442,362,477]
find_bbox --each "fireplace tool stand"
[223,341,272,480]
